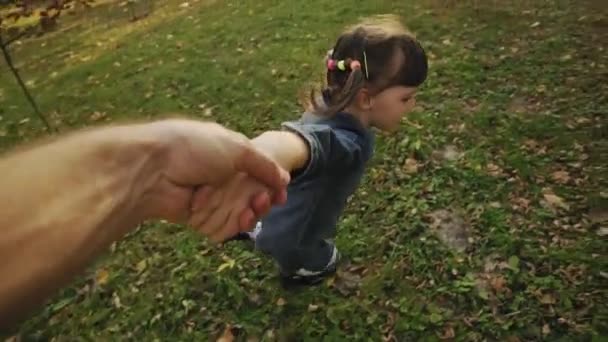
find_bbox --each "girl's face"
[368,86,418,132]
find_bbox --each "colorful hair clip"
[327,59,337,70]
[337,60,346,71]
[350,60,361,70]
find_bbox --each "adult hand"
[141,119,289,232]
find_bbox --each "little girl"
[197,14,428,287]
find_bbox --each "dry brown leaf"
[542,323,551,335]
[486,163,503,177]
[540,293,556,304]
[308,304,319,312]
[439,325,455,339]
[490,276,507,293]
[543,193,569,210]
[551,171,570,184]
[217,325,235,342]
[403,158,419,174]
[511,197,531,212]
[276,297,286,306]
[89,111,106,122]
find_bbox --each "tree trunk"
[0,35,54,133]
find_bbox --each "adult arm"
[0,119,288,328]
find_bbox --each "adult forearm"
[0,123,165,328]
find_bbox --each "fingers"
[272,188,288,206]
[190,186,214,212]
[188,187,223,233]
[234,146,290,195]
[238,208,256,232]
[251,192,271,218]
[207,206,233,243]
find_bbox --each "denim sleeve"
[281,121,362,180]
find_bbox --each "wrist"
[102,121,170,222]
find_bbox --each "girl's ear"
[355,87,373,111]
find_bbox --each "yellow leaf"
[276,297,286,306]
[95,268,109,286]
[217,259,235,273]
[540,293,556,304]
[136,259,147,274]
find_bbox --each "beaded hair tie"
[325,49,369,79]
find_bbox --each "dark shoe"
[223,232,253,243]
[280,247,340,289]
[223,222,262,243]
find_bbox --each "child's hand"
[188,173,275,243]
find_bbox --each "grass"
[1,0,607,340]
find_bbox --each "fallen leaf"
[95,268,110,286]
[403,158,419,174]
[439,325,455,339]
[217,325,234,342]
[89,111,107,122]
[112,292,122,309]
[486,163,503,177]
[540,293,556,305]
[511,197,531,212]
[136,259,147,274]
[542,323,551,335]
[551,171,570,184]
[308,304,319,312]
[597,227,608,236]
[530,21,541,28]
[543,193,569,210]
[508,256,520,272]
[490,275,507,293]
[276,297,286,306]
[217,258,235,272]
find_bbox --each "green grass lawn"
[1,0,606,340]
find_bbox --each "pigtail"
[309,58,366,117]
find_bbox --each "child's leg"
[256,224,339,285]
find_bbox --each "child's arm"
[190,125,363,241]
[252,124,364,178]
[251,131,310,173]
